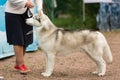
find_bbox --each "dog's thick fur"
[26,11,113,77]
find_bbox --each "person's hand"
[25,0,34,8]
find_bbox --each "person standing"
[5,0,43,74]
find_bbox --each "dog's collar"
[55,28,64,40]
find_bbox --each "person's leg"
[14,45,30,73]
[23,46,26,56]
[14,45,25,66]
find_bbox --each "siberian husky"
[26,11,113,77]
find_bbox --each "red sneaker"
[14,65,20,71]
[14,64,30,73]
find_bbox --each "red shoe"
[14,64,30,73]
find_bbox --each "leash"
[27,8,33,18]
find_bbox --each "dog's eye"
[33,15,41,22]
[33,16,36,19]
[36,18,41,22]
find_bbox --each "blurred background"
[44,0,120,31]
[44,0,99,30]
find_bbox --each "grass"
[53,16,97,30]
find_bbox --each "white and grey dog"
[26,11,113,77]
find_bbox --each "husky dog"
[26,11,113,77]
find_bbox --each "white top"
[5,0,43,14]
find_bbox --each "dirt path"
[0,32,120,80]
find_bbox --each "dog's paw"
[41,72,51,77]
[98,73,105,77]
[92,71,99,74]
[92,71,105,77]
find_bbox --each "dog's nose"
[26,19,28,21]
[25,19,29,24]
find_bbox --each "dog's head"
[26,10,55,30]
[26,11,42,27]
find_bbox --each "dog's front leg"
[41,52,55,77]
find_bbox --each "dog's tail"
[103,41,113,63]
